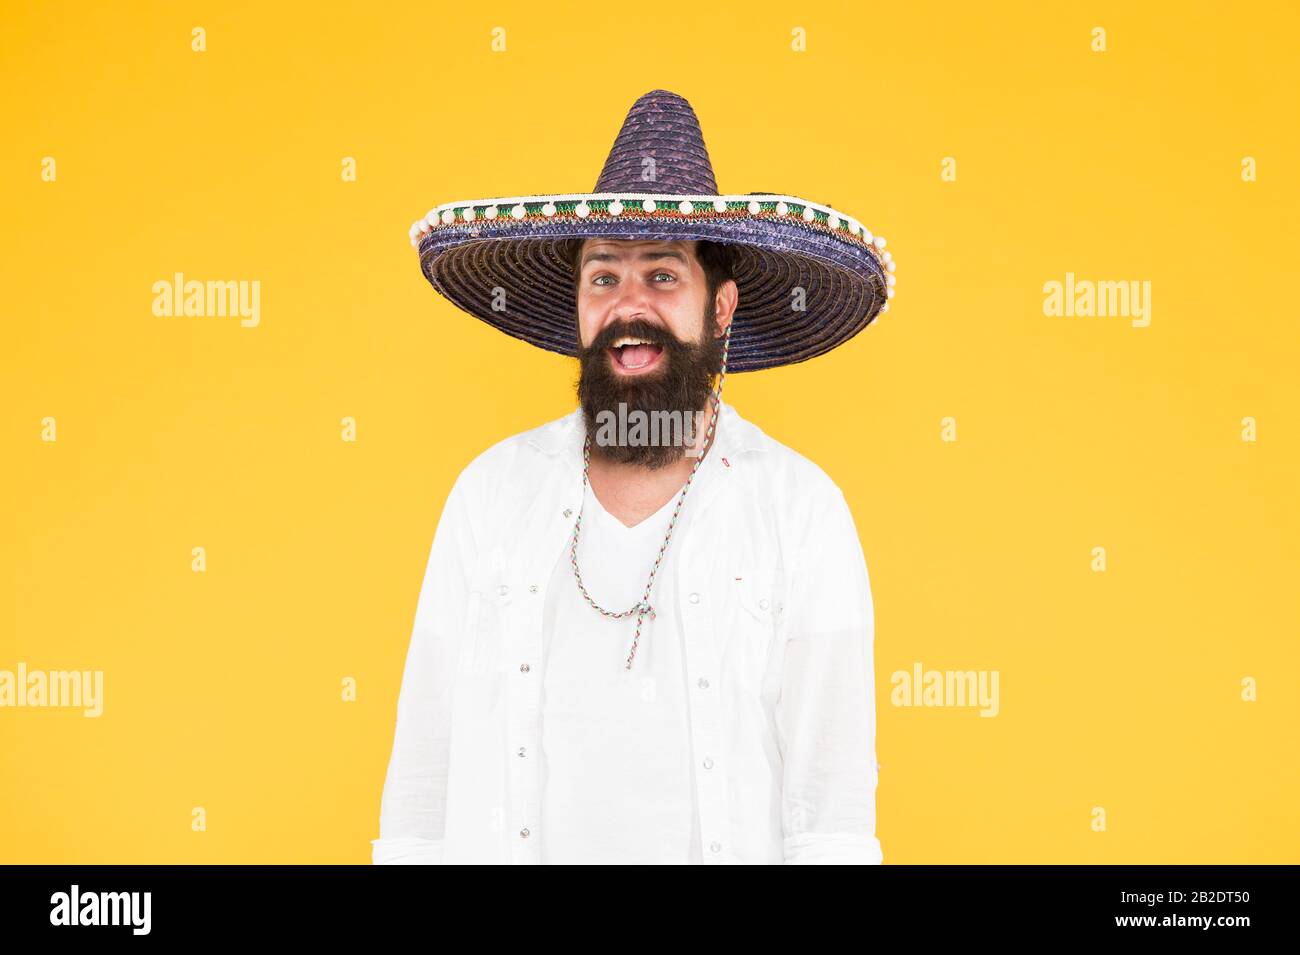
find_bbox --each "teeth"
[611,336,652,348]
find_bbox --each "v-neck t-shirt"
[538,479,702,864]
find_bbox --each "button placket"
[679,551,729,865]
[505,573,537,861]
[509,501,579,864]
[693,684,727,863]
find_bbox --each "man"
[375,89,897,864]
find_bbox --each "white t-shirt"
[539,478,702,864]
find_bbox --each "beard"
[577,308,725,469]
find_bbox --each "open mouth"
[608,336,665,375]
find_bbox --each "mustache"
[581,318,685,355]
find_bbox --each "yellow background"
[2,0,1296,863]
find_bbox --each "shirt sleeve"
[776,484,883,865]
[372,467,479,865]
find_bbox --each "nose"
[607,271,657,324]
[596,304,646,345]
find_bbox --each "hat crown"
[593,89,719,196]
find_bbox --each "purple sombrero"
[408,89,897,373]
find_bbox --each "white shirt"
[539,483,698,864]
[373,400,883,864]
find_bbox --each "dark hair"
[561,237,737,306]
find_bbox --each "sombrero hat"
[408,89,897,373]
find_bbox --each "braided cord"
[569,324,732,669]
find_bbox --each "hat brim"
[411,193,895,373]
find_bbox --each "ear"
[712,279,738,337]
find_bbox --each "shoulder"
[447,407,581,507]
[724,408,870,593]
[723,404,846,509]
[721,406,862,572]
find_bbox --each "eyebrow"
[580,248,688,269]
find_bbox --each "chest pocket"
[723,556,786,684]
[461,545,509,674]
[735,561,782,622]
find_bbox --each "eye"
[592,274,615,286]
[652,271,676,283]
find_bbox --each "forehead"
[578,238,699,269]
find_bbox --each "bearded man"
[374,89,897,865]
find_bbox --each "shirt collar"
[526,400,763,466]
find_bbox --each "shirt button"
[697,677,710,690]
[703,756,714,770]
[563,508,573,518]
[520,662,531,673]
[758,598,769,610]
[688,593,700,604]
[709,841,722,854]
[498,584,509,596]
[529,584,538,594]
[520,828,531,839]
[518,747,527,758]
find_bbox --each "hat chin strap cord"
[568,323,733,670]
